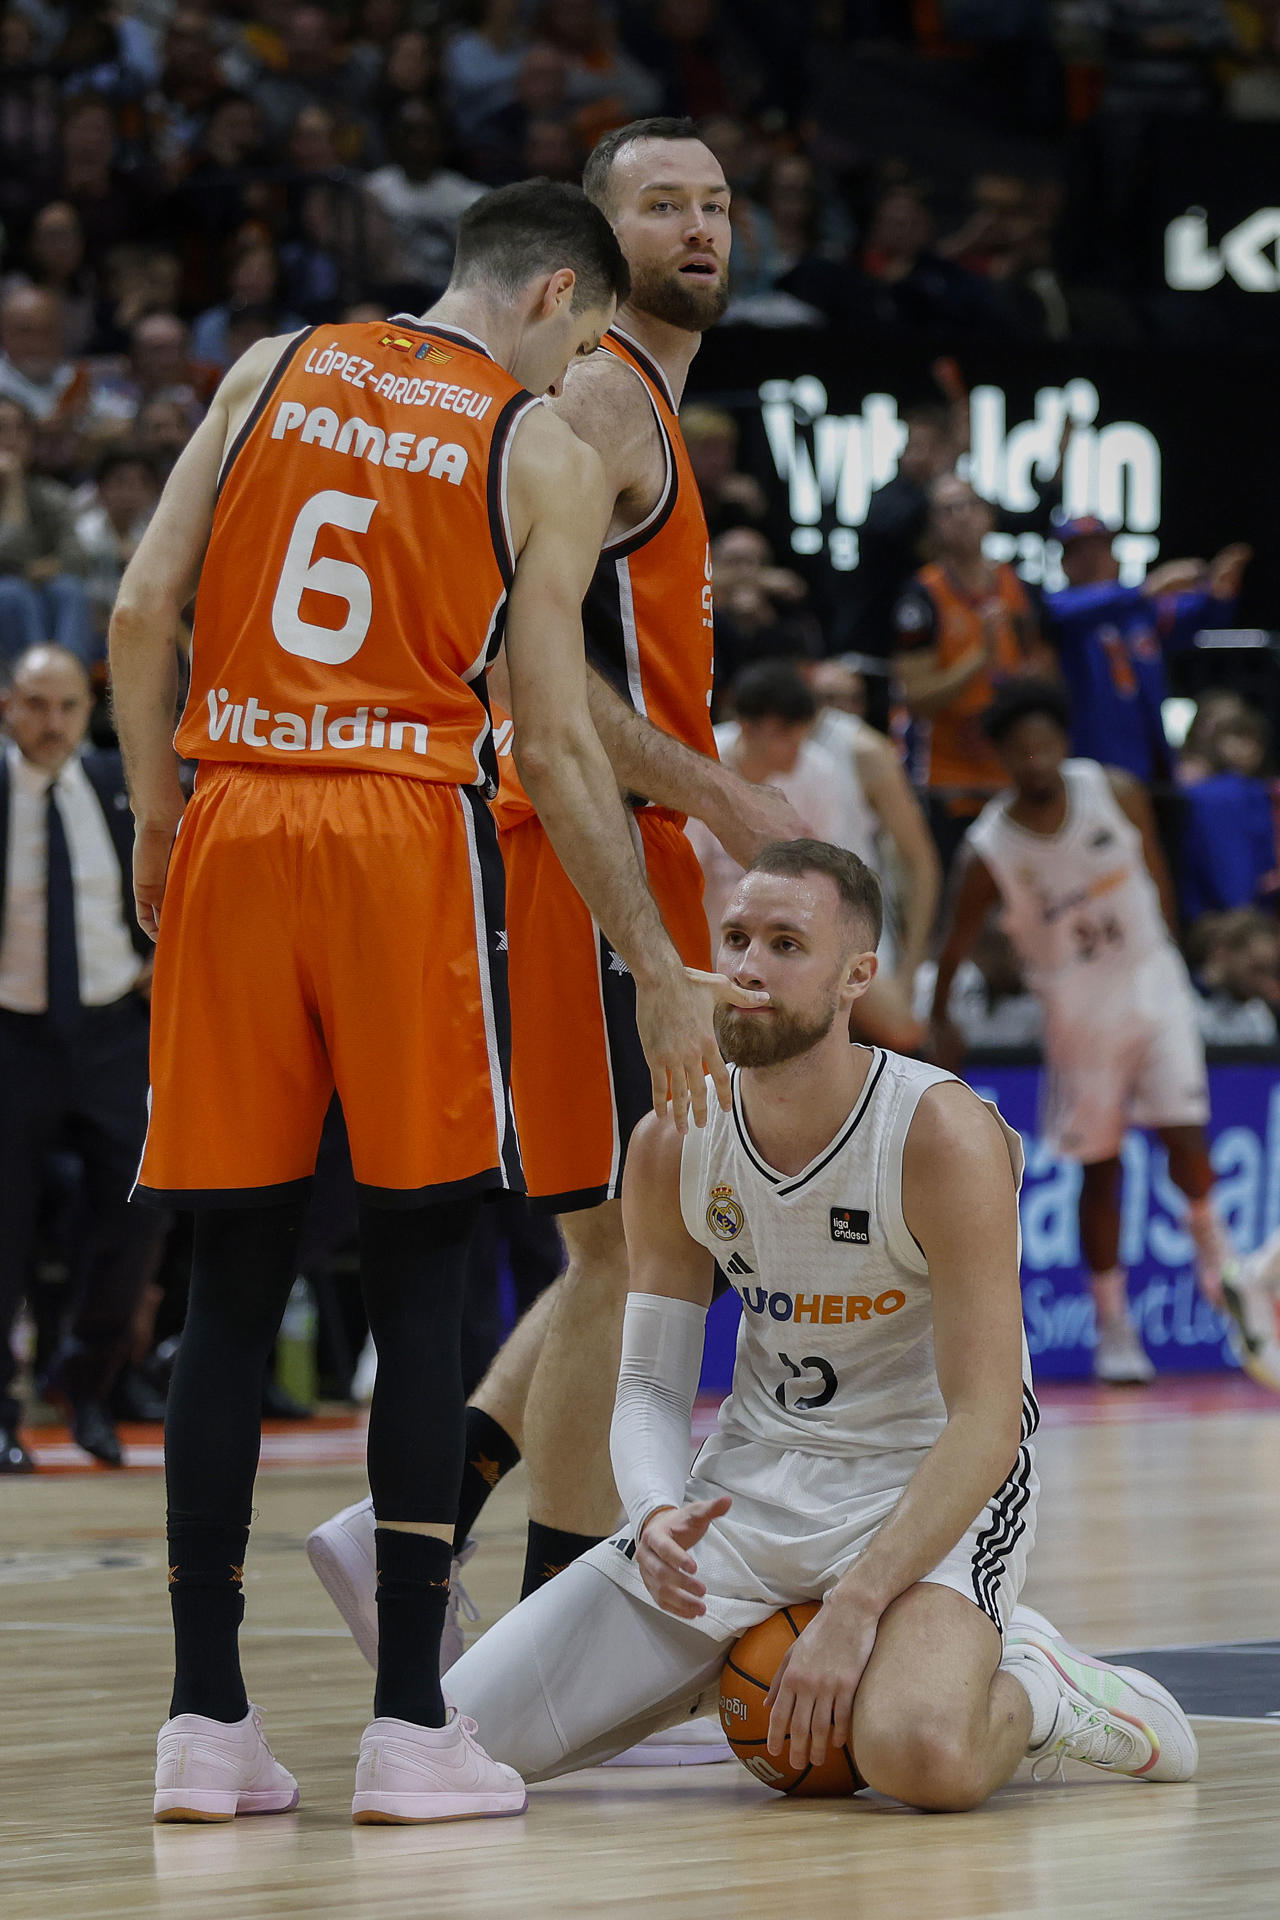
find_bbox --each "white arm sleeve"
[610,1291,708,1541]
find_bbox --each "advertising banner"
[699,1061,1279,1390]
[689,331,1279,632]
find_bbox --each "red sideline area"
[15,1375,1280,1476]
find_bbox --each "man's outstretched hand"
[635,969,769,1134]
[636,1496,733,1619]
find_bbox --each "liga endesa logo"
[757,376,1162,586]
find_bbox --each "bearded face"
[713,994,838,1070]
[627,251,730,333]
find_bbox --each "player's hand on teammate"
[636,1496,731,1619]
[635,968,769,1134]
[708,781,805,870]
[764,1593,878,1771]
[133,821,182,941]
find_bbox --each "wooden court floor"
[3,1383,1279,1920]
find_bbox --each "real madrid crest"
[706,1183,744,1241]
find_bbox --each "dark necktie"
[45,780,81,1034]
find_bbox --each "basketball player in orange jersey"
[308,126,801,1764]
[110,181,764,1826]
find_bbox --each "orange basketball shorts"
[136,764,521,1207]
[501,807,710,1212]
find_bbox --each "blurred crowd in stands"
[4,0,1280,1461]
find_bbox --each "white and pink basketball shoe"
[352,1711,527,1824]
[153,1704,299,1822]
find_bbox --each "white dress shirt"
[0,743,143,1013]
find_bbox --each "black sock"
[167,1516,251,1723]
[373,1529,452,1727]
[163,1202,304,1725]
[454,1408,521,1554]
[521,1521,605,1599]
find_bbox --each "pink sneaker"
[307,1499,479,1673]
[352,1712,527,1824]
[154,1705,300,1822]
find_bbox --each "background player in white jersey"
[443,842,1196,1802]
[930,680,1234,1386]
[690,658,938,1048]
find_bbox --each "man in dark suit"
[0,643,159,1469]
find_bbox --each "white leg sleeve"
[446,1560,731,1784]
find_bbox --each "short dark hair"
[583,116,700,212]
[983,677,1072,746]
[746,839,883,949]
[452,180,629,312]
[731,659,817,726]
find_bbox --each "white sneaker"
[308,1497,378,1667]
[1004,1616,1197,1783]
[1093,1315,1155,1385]
[602,1716,734,1767]
[154,1704,300,1822]
[306,1499,478,1674]
[1221,1260,1280,1394]
[352,1711,527,1823]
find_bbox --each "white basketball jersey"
[679,1049,1034,1458]
[712,721,848,844]
[967,760,1171,1006]
[809,706,881,874]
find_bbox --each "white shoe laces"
[1032,1700,1145,1782]
[449,1574,480,1627]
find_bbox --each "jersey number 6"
[272,489,378,665]
[775,1352,838,1412]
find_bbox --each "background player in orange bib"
[109,180,762,1825]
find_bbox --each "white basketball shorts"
[1041,949,1209,1165]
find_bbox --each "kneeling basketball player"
[444,841,1198,1807]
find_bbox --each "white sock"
[1005,1652,1060,1750]
[1090,1267,1128,1327]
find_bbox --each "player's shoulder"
[507,398,604,490]
[218,328,308,407]
[905,1076,1014,1179]
[553,345,655,449]
[626,1107,689,1189]
[623,1107,705,1249]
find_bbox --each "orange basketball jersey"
[177,318,540,792]
[492,324,716,828]
[913,559,1030,797]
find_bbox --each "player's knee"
[558,1208,630,1303]
[856,1714,989,1813]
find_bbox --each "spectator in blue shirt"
[1178,705,1279,923]
[1044,514,1251,781]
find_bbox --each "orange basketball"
[718,1603,866,1797]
